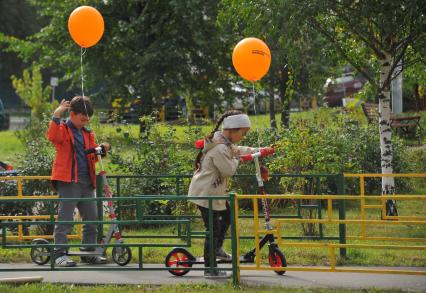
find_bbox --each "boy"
[47,96,110,267]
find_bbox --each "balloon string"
[80,47,88,117]
[252,82,261,149]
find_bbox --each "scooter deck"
[179,256,252,265]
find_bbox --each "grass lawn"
[0,283,403,293]
[1,190,425,268]
[0,130,25,166]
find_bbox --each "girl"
[188,110,271,278]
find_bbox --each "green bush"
[233,109,413,235]
[0,117,56,236]
[405,147,426,189]
[109,116,199,226]
[259,110,410,195]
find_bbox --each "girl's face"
[225,127,250,143]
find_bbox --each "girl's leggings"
[198,203,230,268]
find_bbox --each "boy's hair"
[70,96,94,117]
[194,110,243,170]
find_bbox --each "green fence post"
[1,225,6,246]
[136,196,143,221]
[96,174,104,242]
[208,199,214,274]
[229,193,240,286]
[116,177,121,221]
[176,176,182,239]
[337,173,347,258]
[316,176,324,239]
[176,176,181,195]
[138,247,143,269]
[116,177,121,197]
[49,199,55,223]
[49,198,55,270]
[296,199,302,218]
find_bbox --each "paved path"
[1,264,425,291]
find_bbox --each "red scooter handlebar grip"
[260,147,275,157]
[240,154,253,162]
[195,139,204,149]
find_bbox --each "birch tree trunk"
[378,53,398,216]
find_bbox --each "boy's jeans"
[54,178,98,257]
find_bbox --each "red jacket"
[47,120,99,187]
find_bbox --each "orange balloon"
[68,6,104,48]
[232,38,271,82]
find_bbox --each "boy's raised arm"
[47,99,70,144]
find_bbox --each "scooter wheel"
[30,238,52,265]
[165,248,192,276]
[112,246,132,266]
[268,248,287,275]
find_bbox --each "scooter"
[30,145,132,266]
[164,147,287,276]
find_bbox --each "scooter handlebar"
[240,147,274,162]
[195,138,275,161]
[84,145,106,156]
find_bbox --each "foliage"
[352,82,377,104]
[281,0,425,209]
[104,109,418,223]
[0,116,56,235]
[218,0,337,126]
[108,115,200,225]
[284,0,426,90]
[267,111,408,195]
[405,147,426,189]
[2,109,423,230]
[0,0,233,112]
[235,109,411,234]
[11,65,53,121]
[0,0,44,107]
[403,52,426,93]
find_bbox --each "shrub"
[233,109,410,235]
[109,116,199,227]
[0,117,56,236]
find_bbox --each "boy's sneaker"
[216,248,232,261]
[55,255,76,267]
[81,255,108,264]
[204,270,231,278]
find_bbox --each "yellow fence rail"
[0,176,81,241]
[235,173,426,276]
[344,173,426,240]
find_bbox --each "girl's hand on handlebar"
[230,146,241,158]
[263,147,274,154]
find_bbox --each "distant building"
[323,75,366,107]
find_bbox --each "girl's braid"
[194,110,243,170]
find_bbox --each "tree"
[403,52,426,111]
[0,0,234,130]
[0,0,44,106]
[285,0,426,215]
[11,65,52,121]
[218,0,336,128]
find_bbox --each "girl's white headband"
[222,114,251,129]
